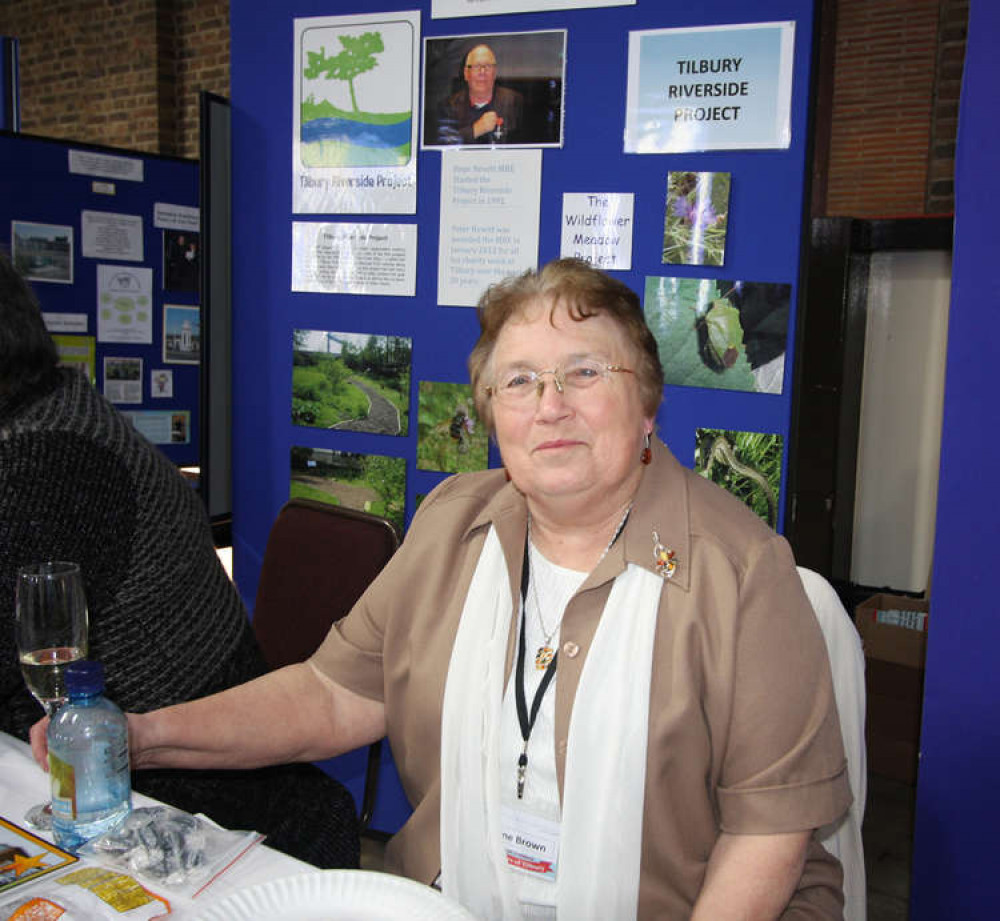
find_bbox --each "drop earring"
[640,432,652,466]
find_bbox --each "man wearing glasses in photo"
[437,43,524,145]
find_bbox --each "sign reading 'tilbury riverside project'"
[624,21,795,153]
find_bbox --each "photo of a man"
[422,31,566,149]
[438,44,524,145]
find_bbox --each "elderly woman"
[34,258,850,919]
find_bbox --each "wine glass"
[15,561,89,829]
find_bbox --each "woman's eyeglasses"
[486,359,634,407]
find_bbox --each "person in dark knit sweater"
[0,251,359,869]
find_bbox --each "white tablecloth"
[0,729,321,918]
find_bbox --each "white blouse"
[500,542,587,918]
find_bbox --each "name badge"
[500,805,560,883]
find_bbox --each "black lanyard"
[514,537,557,799]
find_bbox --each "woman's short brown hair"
[468,258,664,431]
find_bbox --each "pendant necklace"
[526,503,633,671]
[515,501,633,799]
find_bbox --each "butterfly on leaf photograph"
[643,276,791,394]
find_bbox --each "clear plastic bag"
[79,805,263,898]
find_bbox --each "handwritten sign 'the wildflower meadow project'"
[624,21,795,153]
[560,193,634,270]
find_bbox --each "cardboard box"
[854,593,928,669]
[855,593,929,784]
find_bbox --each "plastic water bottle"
[48,660,131,852]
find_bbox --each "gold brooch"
[652,531,677,579]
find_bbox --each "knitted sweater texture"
[0,368,260,738]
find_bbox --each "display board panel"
[1,132,200,466]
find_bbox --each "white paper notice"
[293,11,420,214]
[43,312,88,334]
[291,222,417,295]
[81,211,144,261]
[154,202,200,232]
[560,193,634,270]
[96,265,153,344]
[103,356,143,405]
[438,149,541,307]
[432,0,633,17]
[68,149,144,182]
[151,369,174,398]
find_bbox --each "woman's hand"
[29,716,50,770]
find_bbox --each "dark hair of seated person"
[0,249,59,401]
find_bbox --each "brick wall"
[0,0,228,158]
[926,0,968,214]
[826,0,939,216]
[175,0,230,157]
[2,1,964,210]
[825,0,965,217]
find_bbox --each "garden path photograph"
[292,328,411,436]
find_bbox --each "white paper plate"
[193,870,478,921]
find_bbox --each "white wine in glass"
[15,561,89,828]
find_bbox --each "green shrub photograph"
[694,428,783,528]
[292,328,411,436]
[290,445,406,533]
[417,381,488,473]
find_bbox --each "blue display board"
[0,132,200,465]
[230,0,816,600]
[231,0,816,833]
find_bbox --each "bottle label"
[49,750,78,819]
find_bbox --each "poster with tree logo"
[293,11,420,214]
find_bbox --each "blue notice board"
[0,132,200,465]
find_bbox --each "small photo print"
[663,171,730,266]
[417,381,488,473]
[644,276,790,394]
[170,412,190,443]
[292,329,412,436]
[290,445,406,533]
[163,230,200,293]
[163,304,201,364]
[151,368,174,398]
[11,220,74,284]
[695,428,783,528]
[103,356,143,404]
[422,30,566,149]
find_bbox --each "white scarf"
[440,526,663,920]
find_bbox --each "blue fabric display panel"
[231,0,815,830]
[230,0,815,593]
[0,132,200,466]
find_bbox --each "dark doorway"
[786,216,953,593]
